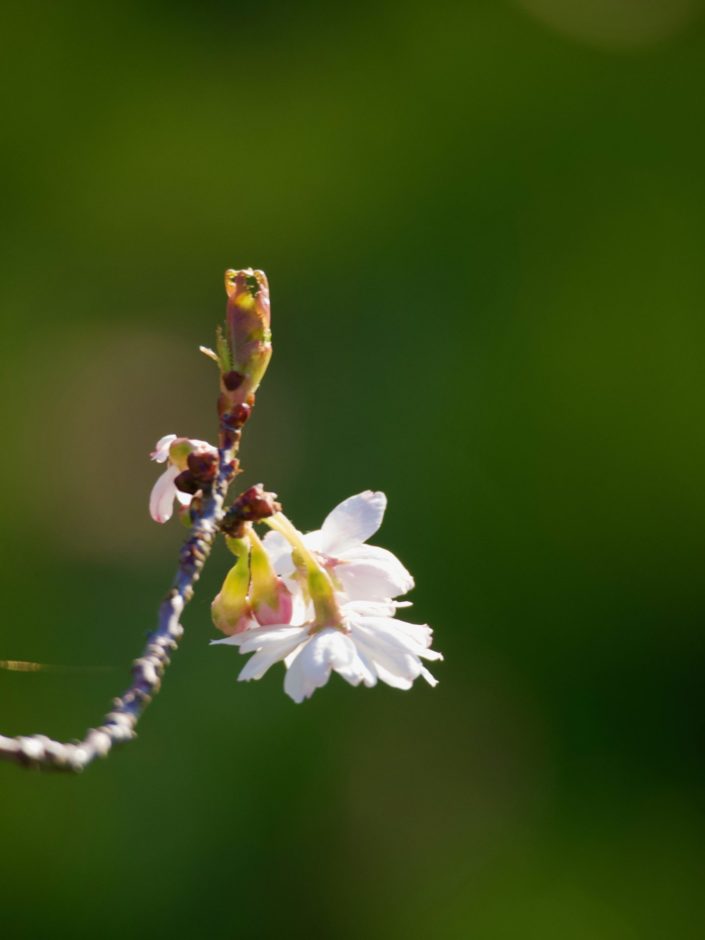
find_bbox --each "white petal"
[350,621,430,690]
[348,645,378,687]
[354,615,442,661]
[150,434,177,463]
[175,489,193,507]
[283,629,361,702]
[343,599,404,617]
[301,529,326,553]
[369,662,414,690]
[236,625,309,654]
[419,665,439,687]
[149,465,180,523]
[389,619,443,659]
[237,637,306,682]
[335,544,414,600]
[262,530,295,577]
[318,491,387,554]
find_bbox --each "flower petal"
[353,615,442,661]
[318,491,387,554]
[419,665,439,687]
[335,544,414,600]
[150,434,177,463]
[283,629,362,702]
[237,633,307,682]
[149,465,180,523]
[352,629,421,682]
[236,625,309,654]
[262,529,296,577]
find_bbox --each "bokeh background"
[2,1,705,936]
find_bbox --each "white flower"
[263,491,414,602]
[149,433,217,524]
[212,491,441,701]
[213,598,441,703]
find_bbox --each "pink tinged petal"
[283,629,362,702]
[149,465,180,523]
[151,434,177,463]
[335,544,414,600]
[318,491,387,554]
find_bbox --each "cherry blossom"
[212,493,441,702]
[149,434,217,524]
[262,491,414,602]
[212,597,441,703]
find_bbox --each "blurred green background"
[2,1,705,936]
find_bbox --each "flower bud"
[221,484,281,536]
[248,529,293,626]
[211,537,254,636]
[220,268,272,407]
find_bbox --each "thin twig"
[0,446,235,773]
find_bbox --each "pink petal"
[149,465,180,523]
[150,434,177,463]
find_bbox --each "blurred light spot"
[517,0,703,48]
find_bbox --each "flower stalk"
[0,267,440,768]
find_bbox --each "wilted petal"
[150,434,177,463]
[318,491,387,554]
[335,544,414,600]
[149,465,180,523]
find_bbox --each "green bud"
[210,537,253,635]
[221,268,272,406]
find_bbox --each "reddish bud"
[187,450,218,483]
[223,370,245,391]
[174,470,200,495]
[221,484,281,534]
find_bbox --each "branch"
[0,447,235,772]
[1,267,272,772]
